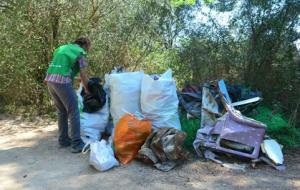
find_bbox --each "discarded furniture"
[194,85,266,159]
[193,81,284,170]
[204,103,266,159]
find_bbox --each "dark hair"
[74,37,91,48]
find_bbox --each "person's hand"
[77,77,82,83]
[84,87,90,95]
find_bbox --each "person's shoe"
[59,137,72,148]
[71,141,88,153]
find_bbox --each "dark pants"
[47,82,81,145]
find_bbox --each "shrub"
[249,106,300,148]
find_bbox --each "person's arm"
[77,56,90,94]
[80,68,90,94]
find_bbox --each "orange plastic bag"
[114,114,152,164]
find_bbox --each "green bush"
[180,113,200,151]
[249,106,300,148]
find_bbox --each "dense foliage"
[250,106,300,148]
[0,0,299,127]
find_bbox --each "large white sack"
[77,84,109,142]
[105,71,144,126]
[141,69,181,130]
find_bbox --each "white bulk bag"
[141,69,181,130]
[105,71,144,126]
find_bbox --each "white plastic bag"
[89,140,119,171]
[141,69,181,130]
[105,71,144,126]
[77,84,109,142]
[77,83,84,112]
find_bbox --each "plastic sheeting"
[114,114,152,164]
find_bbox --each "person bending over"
[44,37,91,153]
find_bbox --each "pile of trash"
[77,69,185,172]
[179,80,285,171]
[77,69,285,172]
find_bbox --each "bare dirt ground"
[0,114,299,190]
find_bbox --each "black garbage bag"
[226,84,262,113]
[227,84,262,102]
[81,77,106,113]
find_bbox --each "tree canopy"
[0,0,299,125]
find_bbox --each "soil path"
[0,115,299,190]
